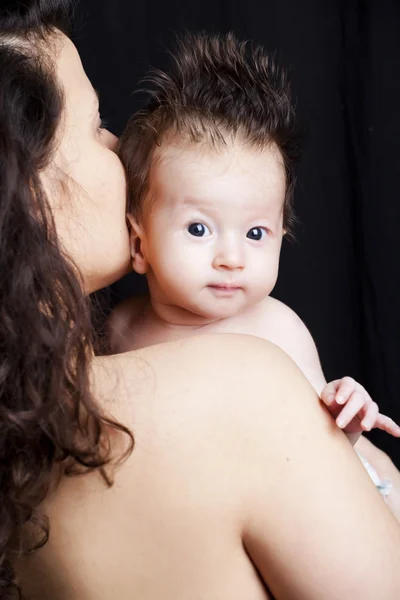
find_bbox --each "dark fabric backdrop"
[74,0,400,465]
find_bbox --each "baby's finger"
[360,401,379,431]
[321,380,342,405]
[336,391,364,428]
[335,377,357,405]
[375,414,400,438]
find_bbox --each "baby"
[111,32,400,461]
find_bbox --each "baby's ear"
[126,213,149,275]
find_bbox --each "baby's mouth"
[208,284,242,289]
[207,284,243,294]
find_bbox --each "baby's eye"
[246,227,269,241]
[187,222,211,237]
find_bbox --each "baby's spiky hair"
[119,31,300,232]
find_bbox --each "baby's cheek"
[252,257,278,296]
[158,249,186,280]
[265,265,280,295]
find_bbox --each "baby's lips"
[208,283,243,289]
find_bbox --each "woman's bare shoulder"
[89,335,400,599]
[93,333,307,413]
[99,333,301,380]
[92,332,321,461]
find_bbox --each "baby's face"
[135,138,286,321]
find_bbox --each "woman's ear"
[126,213,149,275]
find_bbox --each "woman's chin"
[86,258,133,295]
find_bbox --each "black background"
[74,0,400,465]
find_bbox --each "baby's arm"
[260,297,326,395]
[262,299,358,444]
[262,297,400,444]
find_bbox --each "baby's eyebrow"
[182,196,215,209]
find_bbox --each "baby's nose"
[212,239,245,270]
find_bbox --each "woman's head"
[0,2,132,596]
[1,4,130,293]
[42,33,130,291]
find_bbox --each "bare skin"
[17,334,400,600]
[112,293,400,508]
[110,295,326,392]
[14,32,400,599]
[111,132,400,441]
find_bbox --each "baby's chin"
[182,286,264,322]
[193,301,247,322]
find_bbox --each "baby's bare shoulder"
[116,295,149,320]
[261,296,300,321]
[108,295,149,353]
[244,296,302,336]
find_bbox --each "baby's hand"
[321,377,400,439]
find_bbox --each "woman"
[1,2,399,599]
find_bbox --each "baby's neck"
[148,298,222,332]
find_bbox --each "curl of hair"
[0,3,133,597]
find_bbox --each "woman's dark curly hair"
[0,2,133,597]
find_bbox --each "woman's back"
[17,334,400,600]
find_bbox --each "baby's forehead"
[154,135,285,172]
[149,137,286,210]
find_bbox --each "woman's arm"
[234,338,400,600]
